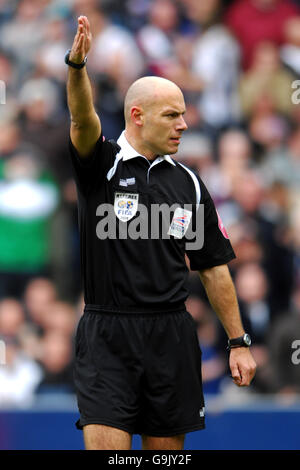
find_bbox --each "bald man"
[66,16,256,451]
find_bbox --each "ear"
[131,106,144,127]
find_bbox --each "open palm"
[70,16,92,64]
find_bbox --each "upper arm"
[70,111,101,158]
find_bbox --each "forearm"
[67,67,97,128]
[199,264,245,339]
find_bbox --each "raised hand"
[69,16,92,64]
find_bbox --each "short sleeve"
[68,135,117,196]
[186,178,236,270]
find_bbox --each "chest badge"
[168,207,192,239]
[114,192,139,222]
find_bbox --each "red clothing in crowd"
[225,0,299,69]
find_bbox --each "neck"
[124,129,157,161]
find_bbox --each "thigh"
[142,434,185,450]
[74,312,144,433]
[141,310,205,436]
[83,424,132,450]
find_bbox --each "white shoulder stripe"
[106,151,123,181]
[177,162,201,210]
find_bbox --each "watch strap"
[65,49,87,69]
[227,334,251,351]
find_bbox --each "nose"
[177,115,188,132]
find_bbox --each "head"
[176,132,213,172]
[181,0,221,27]
[124,76,188,159]
[0,299,25,336]
[284,17,300,47]
[251,41,279,72]
[43,301,76,337]
[149,0,179,32]
[232,170,265,214]
[235,262,268,303]
[24,277,57,327]
[218,129,251,169]
[40,331,72,373]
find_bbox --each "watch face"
[243,334,251,346]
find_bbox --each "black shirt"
[69,131,235,312]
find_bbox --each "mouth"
[170,137,181,144]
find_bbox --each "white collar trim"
[117,131,176,166]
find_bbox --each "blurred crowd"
[0,0,300,408]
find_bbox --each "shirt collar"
[117,130,176,167]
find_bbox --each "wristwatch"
[227,333,252,351]
[64,49,87,69]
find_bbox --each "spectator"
[248,111,290,157]
[175,131,214,173]
[0,335,43,408]
[88,6,145,88]
[0,150,59,298]
[137,0,180,72]
[18,75,71,184]
[239,41,296,118]
[23,278,58,334]
[225,0,299,69]
[0,0,48,72]
[258,124,300,190]
[230,171,295,315]
[280,16,300,76]
[267,287,300,395]
[0,122,22,158]
[0,298,25,337]
[204,129,252,203]
[42,301,77,337]
[185,0,241,128]
[235,262,270,343]
[189,295,228,394]
[36,331,75,393]
[35,15,69,83]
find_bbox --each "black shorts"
[74,306,205,436]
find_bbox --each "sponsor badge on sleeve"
[168,207,192,239]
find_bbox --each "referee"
[66,16,256,450]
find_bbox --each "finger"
[249,365,257,383]
[77,33,85,53]
[84,16,91,36]
[82,19,91,52]
[74,23,84,46]
[239,371,250,386]
[73,21,81,44]
[82,16,89,36]
[240,363,256,386]
[71,33,84,59]
[230,366,242,386]
[78,15,85,26]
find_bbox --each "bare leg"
[142,434,185,450]
[83,424,132,450]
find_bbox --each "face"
[140,89,188,157]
